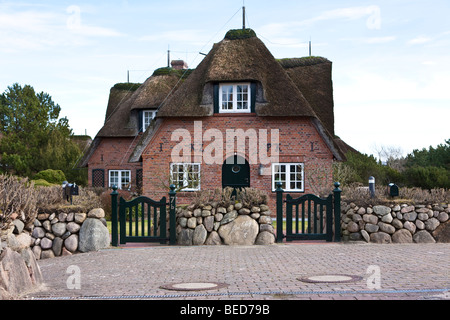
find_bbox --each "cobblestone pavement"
[24,243,450,301]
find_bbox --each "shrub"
[0,174,37,230]
[32,179,55,187]
[34,169,66,185]
[100,188,133,220]
[190,187,268,209]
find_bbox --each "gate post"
[110,185,119,247]
[169,185,177,245]
[333,182,342,242]
[276,182,284,243]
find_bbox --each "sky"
[0,0,449,160]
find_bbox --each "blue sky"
[0,0,449,159]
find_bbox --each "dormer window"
[219,83,251,113]
[142,110,157,131]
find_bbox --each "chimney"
[171,60,188,70]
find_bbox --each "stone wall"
[340,202,450,244]
[0,216,43,299]
[31,208,110,260]
[176,202,276,246]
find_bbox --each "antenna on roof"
[242,3,246,29]
[309,37,312,57]
[167,45,171,68]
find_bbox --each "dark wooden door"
[222,155,250,189]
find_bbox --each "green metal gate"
[276,182,341,243]
[110,185,177,246]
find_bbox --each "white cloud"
[0,5,123,52]
[408,36,432,45]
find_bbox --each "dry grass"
[341,182,449,206]
[0,174,37,230]
[190,187,268,209]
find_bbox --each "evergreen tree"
[0,83,87,184]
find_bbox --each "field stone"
[40,250,55,260]
[204,216,214,233]
[31,227,45,239]
[58,213,67,222]
[66,212,74,222]
[381,214,393,224]
[438,212,449,223]
[392,219,403,229]
[13,220,24,235]
[425,218,440,231]
[52,223,67,237]
[373,206,391,216]
[88,208,105,219]
[218,215,259,246]
[64,234,78,253]
[187,217,197,229]
[205,231,222,245]
[193,225,207,246]
[255,231,275,245]
[78,218,110,253]
[370,232,391,244]
[42,220,51,232]
[52,237,63,256]
[363,214,378,225]
[403,221,416,234]
[413,230,436,244]
[378,222,395,235]
[392,229,413,243]
[416,220,425,230]
[178,229,193,246]
[403,211,418,222]
[74,213,87,224]
[40,238,53,250]
[360,230,370,243]
[221,211,238,225]
[66,222,80,233]
[347,221,360,233]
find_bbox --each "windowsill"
[214,113,256,117]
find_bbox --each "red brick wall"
[87,137,143,190]
[141,115,334,213]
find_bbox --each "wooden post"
[276,182,284,243]
[110,185,119,247]
[169,185,177,245]
[333,182,342,242]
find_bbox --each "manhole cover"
[161,282,228,292]
[298,274,363,284]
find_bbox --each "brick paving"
[24,243,450,301]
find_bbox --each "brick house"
[81,28,349,210]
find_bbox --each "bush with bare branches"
[0,174,37,230]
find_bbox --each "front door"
[222,155,250,189]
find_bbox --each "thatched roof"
[130,29,346,162]
[97,74,185,138]
[78,72,187,167]
[280,57,336,135]
[157,30,317,118]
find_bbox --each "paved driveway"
[25,243,450,301]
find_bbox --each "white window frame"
[272,163,304,192]
[142,110,157,131]
[109,170,131,190]
[170,163,201,192]
[219,83,251,113]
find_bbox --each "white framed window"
[219,83,251,113]
[109,170,131,190]
[170,163,201,191]
[272,163,304,192]
[143,110,157,131]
